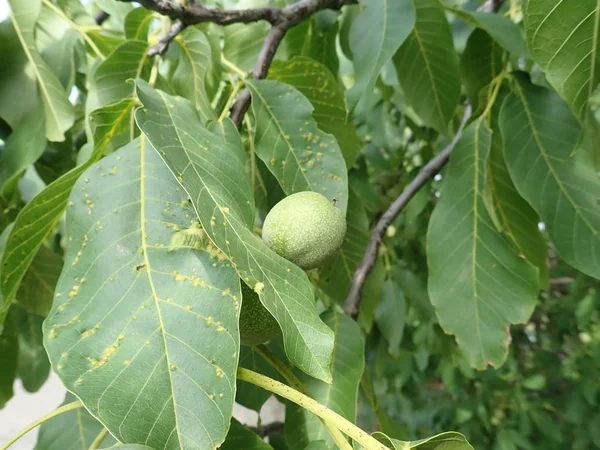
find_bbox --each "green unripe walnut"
[239,282,280,346]
[262,191,346,270]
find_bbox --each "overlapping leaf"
[44,139,241,449]
[347,0,415,110]
[16,245,62,316]
[393,0,461,136]
[236,346,280,411]
[374,431,474,449]
[283,19,339,76]
[247,79,349,214]
[223,22,269,72]
[500,75,600,280]
[8,0,75,141]
[524,0,600,121]
[14,305,50,392]
[0,309,18,407]
[124,7,153,41]
[427,119,539,369]
[285,311,364,449]
[172,28,217,124]
[135,81,335,382]
[269,58,360,167]
[221,419,274,450]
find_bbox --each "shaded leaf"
[500,74,600,280]
[269,57,360,167]
[376,280,406,357]
[135,80,334,382]
[247,79,349,214]
[347,0,415,110]
[427,119,539,369]
[35,393,118,450]
[223,22,269,72]
[283,19,339,76]
[0,309,18,408]
[90,98,138,155]
[285,311,364,449]
[17,245,62,317]
[374,431,474,449]
[124,7,153,41]
[357,260,386,333]
[524,0,600,121]
[237,346,279,412]
[8,0,75,141]
[221,419,274,450]
[44,139,240,449]
[14,305,50,392]
[393,0,461,136]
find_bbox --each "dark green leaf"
[237,346,279,411]
[14,305,50,392]
[376,280,406,357]
[223,22,269,72]
[427,119,539,369]
[247,79,349,214]
[0,309,18,408]
[500,74,600,280]
[16,245,62,316]
[393,0,461,135]
[283,19,339,76]
[221,419,273,450]
[135,80,334,382]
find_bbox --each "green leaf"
[374,431,475,449]
[246,79,349,214]
[524,0,600,121]
[90,98,139,155]
[237,346,279,412]
[269,57,360,167]
[172,28,217,123]
[285,311,364,449]
[460,28,505,113]
[35,393,118,450]
[500,74,600,280]
[102,446,155,450]
[8,0,75,141]
[0,309,18,408]
[357,260,386,333]
[427,119,539,369]
[283,19,339,76]
[221,418,274,450]
[522,374,547,390]
[393,0,461,136]
[0,20,39,129]
[376,280,406,357]
[16,245,62,317]
[124,7,153,41]
[44,139,240,449]
[135,81,335,382]
[14,305,50,392]
[223,22,269,72]
[347,0,415,110]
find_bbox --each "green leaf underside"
[500,75,600,280]
[374,431,474,449]
[285,311,364,449]
[347,0,415,109]
[268,57,360,168]
[221,419,274,450]
[35,393,118,450]
[247,79,349,215]
[427,119,539,369]
[8,0,75,141]
[0,99,129,321]
[134,80,334,383]
[44,139,240,450]
[172,28,216,124]
[524,0,600,121]
[393,0,461,136]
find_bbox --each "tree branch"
[477,0,505,12]
[148,21,187,56]
[343,105,472,318]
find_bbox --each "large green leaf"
[500,75,600,280]
[7,0,75,142]
[347,0,415,110]
[124,7,153,41]
[393,0,461,136]
[35,393,118,450]
[14,305,50,392]
[374,431,474,449]
[246,79,349,214]
[285,311,364,449]
[0,309,18,408]
[427,119,539,369]
[44,139,241,449]
[221,419,274,450]
[135,81,335,382]
[524,0,600,121]
[172,28,217,124]
[269,57,360,167]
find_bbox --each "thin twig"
[343,105,472,318]
[148,21,186,56]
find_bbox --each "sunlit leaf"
[499,74,600,280]
[427,119,539,369]
[44,139,241,449]
[247,79,349,214]
[135,80,335,382]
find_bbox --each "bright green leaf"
[393,0,461,136]
[427,119,539,369]
[135,80,335,383]
[8,0,75,141]
[500,74,600,280]
[524,0,600,121]
[124,6,153,41]
[269,57,360,167]
[247,79,349,214]
[44,139,241,449]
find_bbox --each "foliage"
[0,0,599,450]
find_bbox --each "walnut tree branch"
[343,105,472,318]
